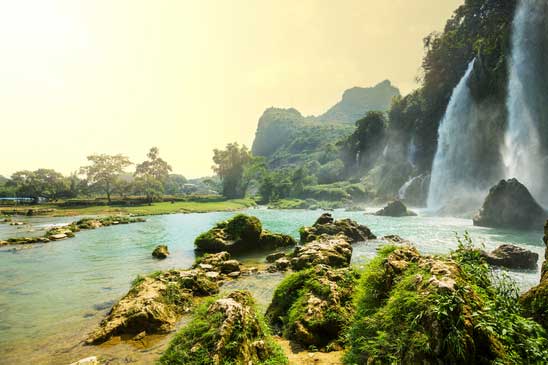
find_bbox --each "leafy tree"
[10,169,68,201]
[80,154,132,203]
[134,147,172,204]
[164,174,187,195]
[340,111,387,174]
[212,143,253,198]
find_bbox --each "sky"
[0,0,462,178]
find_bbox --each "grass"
[159,291,288,365]
[0,198,256,217]
[344,239,548,364]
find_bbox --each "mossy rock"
[344,244,548,364]
[299,213,375,244]
[520,220,548,329]
[374,199,417,217]
[266,265,358,350]
[195,214,295,253]
[86,269,218,344]
[160,290,288,365]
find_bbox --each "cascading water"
[427,60,485,213]
[503,0,546,202]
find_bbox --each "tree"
[80,154,132,203]
[10,169,68,201]
[164,174,187,195]
[134,147,172,203]
[212,143,253,198]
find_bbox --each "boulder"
[86,269,218,344]
[473,178,547,230]
[193,251,242,274]
[345,245,548,364]
[520,220,548,329]
[194,214,296,253]
[266,252,286,263]
[159,290,287,365]
[480,244,538,270]
[299,213,375,244]
[291,235,352,271]
[374,199,417,217]
[266,265,358,349]
[152,245,170,259]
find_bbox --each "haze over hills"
[251,81,400,170]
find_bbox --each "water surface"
[0,208,544,364]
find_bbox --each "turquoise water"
[0,208,544,363]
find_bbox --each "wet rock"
[520,220,548,329]
[300,213,376,244]
[69,356,99,365]
[266,265,358,349]
[193,251,242,277]
[86,269,218,344]
[220,259,240,274]
[194,214,296,253]
[152,245,170,259]
[291,235,352,271]
[266,252,286,263]
[480,244,538,270]
[374,199,417,217]
[473,178,547,230]
[159,290,287,365]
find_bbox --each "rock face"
[480,244,538,270]
[300,213,376,244]
[152,245,170,259]
[159,290,287,365]
[345,245,548,364]
[266,265,358,349]
[473,178,547,229]
[291,235,353,271]
[86,269,218,344]
[520,220,548,329]
[374,200,417,217]
[194,214,296,253]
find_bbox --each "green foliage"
[160,292,288,365]
[345,240,548,364]
[134,147,172,203]
[267,266,358,349]
[10,169,70,201]
[212,142,254,199]
[79,153,132,202]
[339,111,388,176]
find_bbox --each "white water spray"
[503,0,545,201]
[427,60,485,212]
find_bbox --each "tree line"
[0,147,189,204]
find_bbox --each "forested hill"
[317,80,400,123]
[251,81,400,170]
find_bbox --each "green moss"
[344,240,548,364]
[266,265,358,349]
[160,291,288,365]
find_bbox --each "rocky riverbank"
[79,213,548,364]
[0,216,145,246]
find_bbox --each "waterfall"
[502,0,546,201]
[407,137,417,167]
[427,60,485,212]
[398,175,419,200]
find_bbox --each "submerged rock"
[299,213,375,244]
[159,290,287,365]
[266,265,358,349]
[480,244,538,270]
[194,214,296,253]
[374,199,417,217]
[520,220,548,329]
[473,178,547,230]
[86,269,218,344]
[291,235,352,271]
[152,245,170,259]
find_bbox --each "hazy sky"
[0,0,462,178]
